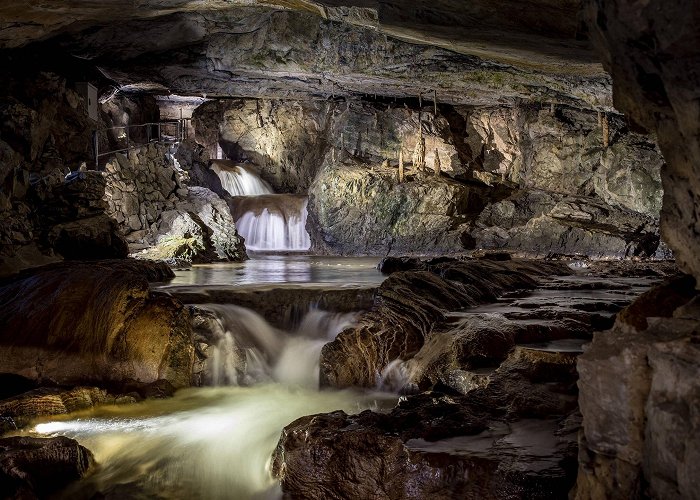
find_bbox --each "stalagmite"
[434,148,441,177]
[414,94,426,174]
[413,137,426,173]
[602,113,609,148]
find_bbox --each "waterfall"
[210,160,311,252]
[210,160,274,196]
[199,304,357,388]
[232,195,311,252]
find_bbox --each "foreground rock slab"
[0,259,194,388]
[0,436,94,499]
[272,393,579,500]
[576,275,700,499]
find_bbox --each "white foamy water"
[211,161,274,196]
[210,160,311,252]
[233,195,311,252]
[200,304,356,388]
[22,305,394,500]
[36,385,394,500]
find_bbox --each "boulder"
[271,393,579,500]
[0,436,94,499]
[576,275,700,499]
[0,259,194,388]
[136,186,246,264]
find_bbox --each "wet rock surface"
[0,259,194,389]
[272,396,579,500]
[273,258,675,499]
[0,436,94,499]
[576,275,700,499]
[0,387,136,433]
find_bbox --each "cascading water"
[22,304,394,500]
[201,304,356,388]
[210,160,274,196]
[232,195,311,252]
[210,160,311,252]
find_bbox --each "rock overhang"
[0,0,612,109]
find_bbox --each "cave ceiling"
[0,0,612,108]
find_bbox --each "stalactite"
[434,148,441,177]
[602,113,609,148]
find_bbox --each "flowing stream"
[19,257,392,500]
[212,161,311,252]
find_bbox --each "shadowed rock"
[0,436,94,499]
[0,259,194,388]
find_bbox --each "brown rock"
[0,436,94,499]
[0,259,193,388]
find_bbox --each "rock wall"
[103,143,247,264]
[193,98,462,193]
[195,97,666,258]
[103,144,186,235]
[0,71,99,275]
[582,0,700,283]
[576,276,700,499]
[308,162,488,255]
[462,104,664,217]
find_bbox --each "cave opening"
[0,2,698,499]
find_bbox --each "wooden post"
[434,148,441,177]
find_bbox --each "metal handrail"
[93,118,191,169]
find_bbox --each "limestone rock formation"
[309,162,488,255]
[136,186,247,264]
[103,145,182,234]
[39,172,129,260]
[576,275,700,499]
[0,436,94,499]
[103,144,247,264]
[0,386,136,432]
[194,98,462,193]
[0,71,125,275]
[473,189,662,258]
[6,4,609,108]
[582,0,700,283]
[0,259,194,388]
[462,104,664,217]
[320,258,569,388]
[272,395,579,500]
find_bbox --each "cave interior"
[0,1,698,499]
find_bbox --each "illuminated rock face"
[0,259,194,388]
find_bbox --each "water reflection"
[160,255,383,288]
